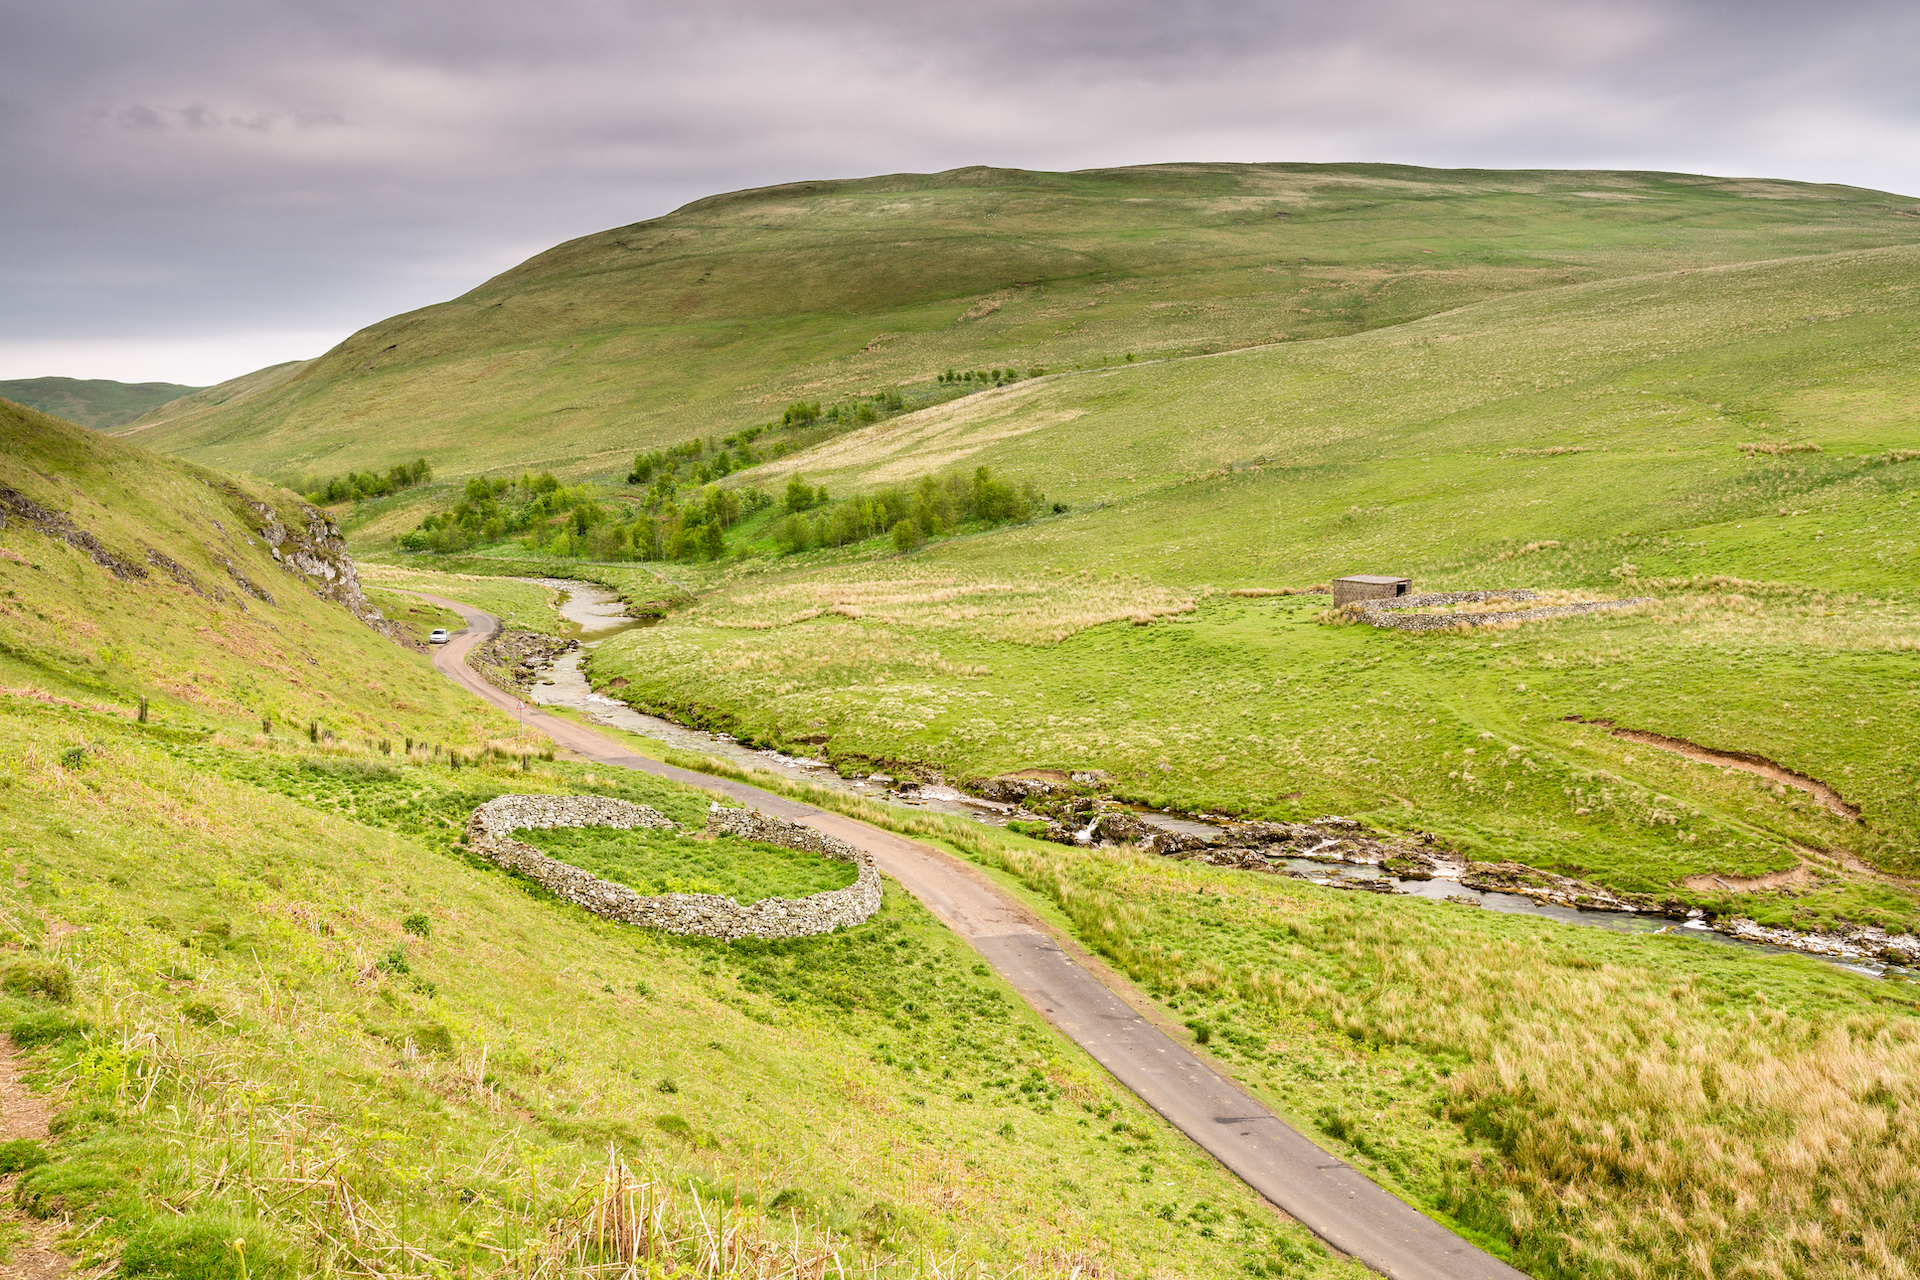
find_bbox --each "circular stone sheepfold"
[464,795,881,940]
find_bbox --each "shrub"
[890,519,924,553]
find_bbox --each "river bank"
[517,577,1918,981]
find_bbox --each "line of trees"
[299,458,431,505]
[628,428,770,498]
[771,466,1046,555]
[939,368,1038,386]
[398,472,594,554]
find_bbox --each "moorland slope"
[588,236,1920,911]
[0,399,498,744]
[118,163,1920,493]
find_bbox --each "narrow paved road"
[410,593,1528,1280]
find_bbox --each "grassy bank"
[0,697,1347,1278]
[635,764,1920,1280]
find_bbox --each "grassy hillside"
[584,241,1920,907]
[0,405,1357,1277]
[0,400,500,748]
[0,707,1349,1279]
[1,378,204,430]
[117,163,1920,502]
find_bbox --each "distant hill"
[116,163,1920,487]
[1,376,204,429]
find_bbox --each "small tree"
[773,514,811,555]
[784,474,819,513]
[891,519,925,553]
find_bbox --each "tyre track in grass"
[406,590,1529,1280]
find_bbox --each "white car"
[429,628,451,644]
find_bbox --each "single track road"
[407,591,1529,1280]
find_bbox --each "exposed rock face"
[978,775,1062,803]
[241,496,405,644]
[145,548,213,600]
[464,795,881,941]
[0,483,148,580]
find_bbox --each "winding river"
[522,579,1912,983]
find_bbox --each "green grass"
[578,242,1920,905]
[117,164,1920,515]
[0,697,1347,1279]
[668,778,1920,1280]
[0,400,506,749]
[361,586,462,645]
[518,826,860,901]
[358,564,574,634]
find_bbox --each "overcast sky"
[3,0,1916,385]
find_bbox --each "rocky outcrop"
[0,483,148,581]
[464,795,881,941]
[240,496,406,644]
[145,548,213,600]
[471,629,580,696]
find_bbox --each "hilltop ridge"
[2,377,204,429]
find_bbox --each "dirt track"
[411,591,1529,1280]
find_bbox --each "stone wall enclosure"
[464,794,881,940]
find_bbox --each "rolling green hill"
[15,153,1920,1278]
[2,377,204,430]
[117,163,1920,496]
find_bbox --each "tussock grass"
[1738,440,1823,456]
[829,808,1920,1280]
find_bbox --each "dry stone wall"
[1365,597,1654,632]
[1368,589,1539,611]
[464,795,881,941]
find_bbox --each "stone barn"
[1332,575,1412,607]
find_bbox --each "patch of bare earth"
[1679,866,1815,892]
[1567,717,1860,820]
[0,1039,73,1280]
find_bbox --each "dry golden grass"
[688,569,1197,646]
[1738,440,1824,456]
[957,834,1920,1279]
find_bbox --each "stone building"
[1331,574,1412,607]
